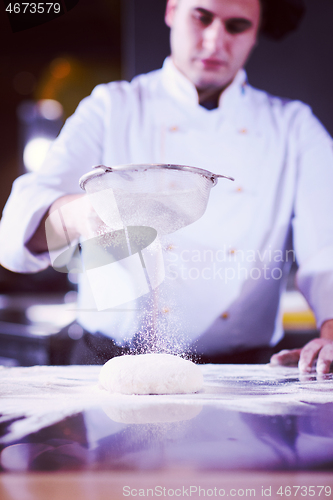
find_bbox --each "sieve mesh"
[80,164,233,235]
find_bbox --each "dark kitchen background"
[0,0,332,365]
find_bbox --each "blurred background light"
[50,57,72,79]
[26,302,76,330]
[23,137,53,173]
[17,98,64,173]
[38,99,63,120]
[35,55,120,118]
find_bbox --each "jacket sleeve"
[0,84,109,273]
[291,105,333,328]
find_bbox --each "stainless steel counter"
[1,364,333,475]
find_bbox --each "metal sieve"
[79,164,234,235]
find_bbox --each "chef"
[1,0,333,372]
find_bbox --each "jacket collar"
[161,57,248,112]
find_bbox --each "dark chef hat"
[260,0,306,40]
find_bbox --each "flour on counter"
[0,364,332,444]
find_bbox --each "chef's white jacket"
[1,58,333,354]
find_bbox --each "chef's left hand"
[270,319,333,374]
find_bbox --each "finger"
[87,217,107,239]
[270,349,302,367]
[298,338,327,373]
[316,343,333,374]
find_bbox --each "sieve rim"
[79,164,234,191]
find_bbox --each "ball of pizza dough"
[99,353,203,395]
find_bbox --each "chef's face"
[165,0,261,93]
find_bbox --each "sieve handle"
[213,174,234,181]
[210,173,234,186]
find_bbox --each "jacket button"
[239,128,248,134]
[236,187,243,193]
[169,126,179,132]
[221,312,229,319]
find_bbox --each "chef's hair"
[260,0,305,40]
